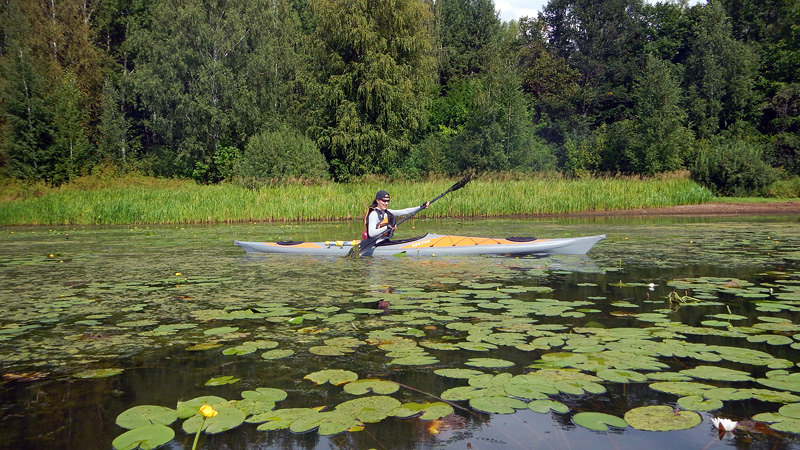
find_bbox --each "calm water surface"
[1,215,799,450]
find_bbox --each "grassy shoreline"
[0,173,715,225]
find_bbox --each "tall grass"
[0,172,714,225]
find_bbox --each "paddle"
[348,175,471,258]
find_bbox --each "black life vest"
[363,207,396,239]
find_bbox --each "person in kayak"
[363,190,429,244]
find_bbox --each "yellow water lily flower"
[199,404,217,418]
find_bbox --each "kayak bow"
[235,233,605,257]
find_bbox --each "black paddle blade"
[450,175,471,192]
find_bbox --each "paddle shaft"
[356,176,470,255]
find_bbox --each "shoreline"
[561,201,800,217]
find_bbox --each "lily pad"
[261,349,294,360]
[680,366,753,382]
[676,395,723,411]
[204,326,239,335]
[205,376,240,386]
[241,388,288,403]
[572,412,628,431]
[181,403,247,434]
[343,379,400,395]
[527,399,569,414]
[74,368,124,379]
[304,369,358,386]
[112,424,174,450]
[392,402,454,420]
[624,405,701,431]
[469,396,528,414]
[116,405,178,429]
[464,358,515,368]
[176,396,227,419]
[434,368,485,379]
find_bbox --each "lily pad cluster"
[113,370,453,449]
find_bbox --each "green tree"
[719,0,800,175]
[436,0,502,85]
[514,15,581,148]
[542,0,647,125]
[49,70,92,182]
[98,79,135,170]
[0,0,100,182]
[127,0,307,180]
[307,0,436,179]
[604,55,692,174]
[0,1,54,180]
[234,125,329,184]
[683,1,761,139]
[447,32,556,173]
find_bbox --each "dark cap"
[375,190,390,200]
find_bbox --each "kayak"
[234,233,605,257]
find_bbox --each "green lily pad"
[676,395,723,411]
[116,405,178,429]
[249,407,320,429]
[780,403,800,419]
[527,399,569,414]
[241,388,288,403]
[261,349,294,360]
[222,345,257,356]
[464,358,515,368]
[596,369,648,383]
[112,424,175,450]
[434,368,485,379]
[680,365,753,382]
[182,403,247,434]
[309,345,354,356]
[343,379,400,395]
[336,396,403,423]
[176,396,227,419]
[748,335,795,345]
[185,343,223,351]
[753,410,800,433]
[204,326,239,335]
[392,402,454,420]
[304,369,358,386]
[74,368,124,379]
[624,405,701,431]
[469,396,528,414]
[572,412,628,431]
[205,376,240,386]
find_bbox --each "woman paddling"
[363,190,429,245]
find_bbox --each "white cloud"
[495,0,545,23]
[496,0,707,24]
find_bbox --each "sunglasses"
[378,198,390,203]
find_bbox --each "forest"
[1,0,798,196]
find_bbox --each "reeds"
[0,173,714,225]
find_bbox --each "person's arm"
[388,202,429,217]
[366,210,391,238]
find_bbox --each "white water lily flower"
[711,417,738,431]
[648,283,656,291]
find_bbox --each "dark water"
[1,215,799,450]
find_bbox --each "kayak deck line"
[234,233,606,257]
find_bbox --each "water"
[1,215,799,450]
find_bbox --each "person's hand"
[423,201,430,209]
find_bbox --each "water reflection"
[0,216,799,450]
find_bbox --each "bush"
[690,138,779,196]
[234,126,329,186]
[764,175,800,198]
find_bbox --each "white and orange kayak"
[234,233,605,257]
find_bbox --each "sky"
[495,0,706,23]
